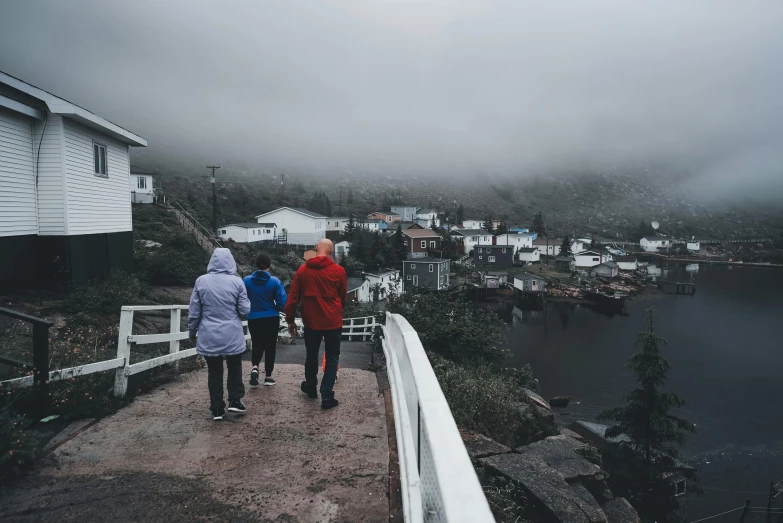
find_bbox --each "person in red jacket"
[285,239,347,409]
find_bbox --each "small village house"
[574,250,613,268]
[514,273,546,293]
[555,257,576,272]
[592,262,619,278]
[129,164,156,204]
[346,277,370,303]
[482,270,508,287]
[415,208,440,228]
[367,211,399,223]
[462,219,484,229]
[474,245,514,268]
[334,240,350,259]
[365,268,400,300]
[640,235,673,252]
[451,228,492,254]
[687,240,700,252]
[532,238,561,257]
[218,223,276,243]
[571,238,592,254]
[325,216,349,239]
[393,228,442,259]
[495,233,534,250]
[255,207,326,246]
[517,247,541,264]
[615,255,638,271]
[0,71,146,289]
[402,258,450,292]
[358,218,388,231]
[390,206,419,222]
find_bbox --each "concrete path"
[0,361,390,523]
[248,340,377,370]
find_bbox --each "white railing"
[382,312,494,522]
[1,306,377,397]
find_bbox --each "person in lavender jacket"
[188,248,251,420]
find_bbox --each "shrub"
[66,273,146,314]
[0,408,44,484]
[134,243,209,286]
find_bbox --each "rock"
[570,482,608,523]
[560,428,584,441]
[524,388,552,410]
[601,497,640,523]
[481,453,606,523]
[459,429,512,459]
[515,435,602,483]
[550,396,571,408]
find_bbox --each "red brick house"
[393,228,442,259]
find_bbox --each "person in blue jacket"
[243,253,287,387]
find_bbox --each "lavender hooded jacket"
[188,248,251,357]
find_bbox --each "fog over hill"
[2,1,783,206]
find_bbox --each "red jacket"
[284,256,347,330]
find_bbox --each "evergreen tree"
[495,222,508,236]
[347,189,354,204]
[325,195,333,217]
[392,224,407,263]
[634,219,653,242]
[599,309,697,521]
[431,216,438,230]
[482,216,493,231]
[532,212,546,236]
[558,235,572,257]
[456,204,465,224]
[344,215,357,241]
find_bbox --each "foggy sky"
[1,0,782,198]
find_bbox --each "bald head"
[316,238,333,257]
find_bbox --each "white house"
[334,240,351,258]
[358,219,387,231]
[452,229,493,254]
[326,217,349,234]
[0,71,146,290]
[415,208,440,228]
[391,206,419,222]
[346,277,371,303]
[532,238,561,257]
[254,207,326,246]
[218,223,276,243]
[129,164,156,204]
[462,219,484,229]
[517,247,540,264]
[574,250,613,268]
[365,269,400,300]
[640,236,673,252]
[687,241,700,252]
[495,233,534,251]
[615,256,638,271]
[571,238,592,254]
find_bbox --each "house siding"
[256,208,325,246]
[402,261,449,292]
[63,118,132,234]
[33,115,66,235]
[0,106,37,237]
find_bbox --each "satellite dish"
[651,221,660,230]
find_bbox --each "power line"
[206,165,220,233]
[689,505,745,523]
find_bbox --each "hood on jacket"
[250,270,271,284]
[207,248,237,275]
[305,256,335,270]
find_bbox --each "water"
[502,265,783,520]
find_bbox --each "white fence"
[382,312,494,522]
[2,306,378,396]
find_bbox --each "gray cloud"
[1,0,782,198]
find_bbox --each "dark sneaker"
[227,400,246,414]
[300,381,318,399]
[212,407,225,420]
[249,368,259,387]
[263,377,276,386]
[321,398,339,410]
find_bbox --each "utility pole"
[281,174,285,201]
[206,165,220,233]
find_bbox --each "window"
[335,221,339,227]
[429,264,434,272]
[489,256,496,262]
[593,257,599,262]
[93,141,107,176]
[406,275,411,280]
[220,229,227,235]
[502,248,506,253]
[411,264,416,269]
[265,229,270,234]
[430,241,436,248]
[421,241,426,248]
[137,177,146,189]
[478,256,483,260]
[478,248,482,253]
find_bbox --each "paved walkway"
[0,359,390,523]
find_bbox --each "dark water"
[501,265,783,520]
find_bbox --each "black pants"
[248,316,279,376]
[303,327,342,401]
[204,354,245,410]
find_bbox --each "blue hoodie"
[243,270,287,320]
